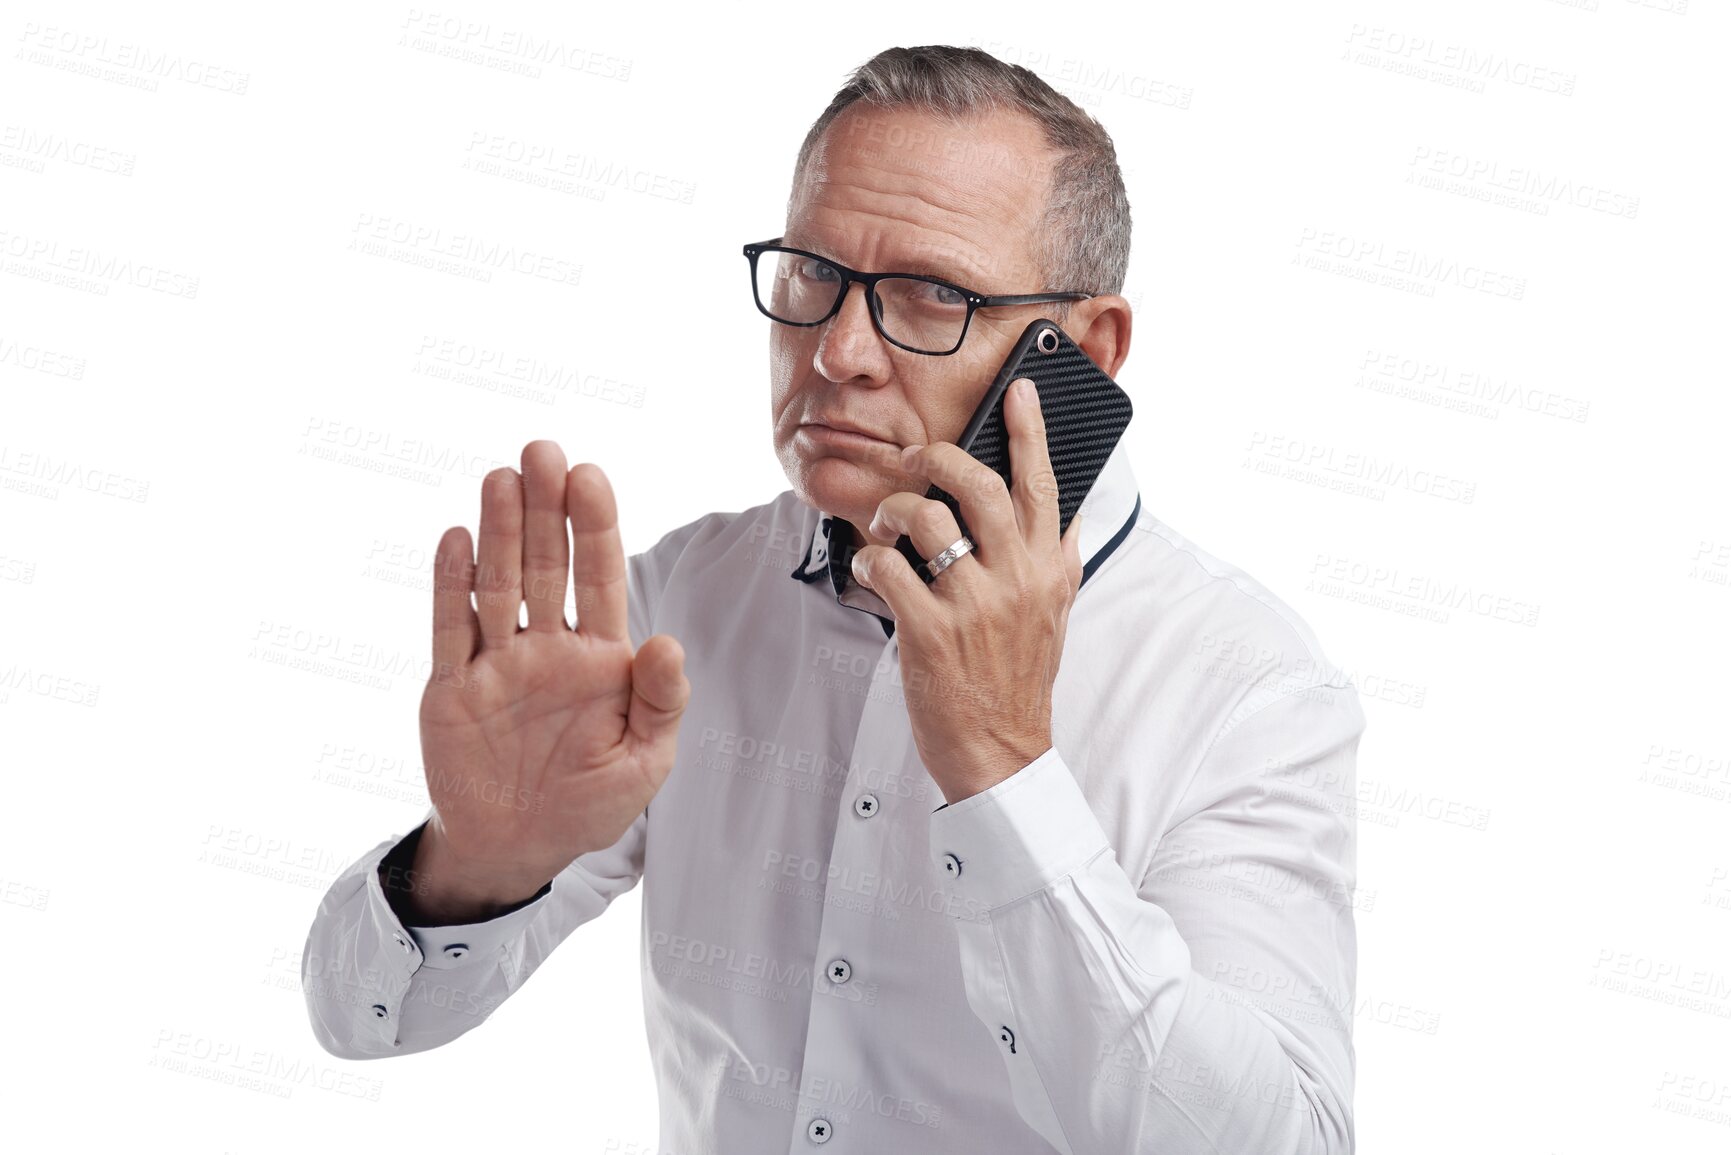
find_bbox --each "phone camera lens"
[1036,327,1059,354]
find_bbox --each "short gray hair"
[788,45,1132,321]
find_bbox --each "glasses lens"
[873,276,968,354]
[754,250,843,324]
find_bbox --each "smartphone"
[893,318,1134,583]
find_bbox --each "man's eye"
[797,260,840,283]
[920,282,965,306]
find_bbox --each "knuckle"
[1023,466,1060,501]
[961,469,999,502]
[913,503,953,538]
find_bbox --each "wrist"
[936,739,1053,805]
[388,822,549,924]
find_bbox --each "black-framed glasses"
[743,236,1092,356]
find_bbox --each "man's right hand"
[401,440,689,924]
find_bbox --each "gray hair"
[788,45,1132,322]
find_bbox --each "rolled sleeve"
[928,746,1111,911]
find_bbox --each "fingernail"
[1013,378,1034,402]
[900,443,923,464]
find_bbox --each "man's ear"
[1063,296,1132,379]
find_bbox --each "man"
[303,45,1365,1154]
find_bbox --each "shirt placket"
[784,625,929,1152]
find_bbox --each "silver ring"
[924,535,975,581]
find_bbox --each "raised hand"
[404,440,688,923]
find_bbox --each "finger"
[521,441,571,632]
[475,467,525,648]
[1006,378,1060,548]
[626,634,691,778]
[868,492,979,590]
[850,543,934,623]
[567,463,628,643]
[1062,512,1084,594]
[432,526,479,675]
[899,441,1016,563]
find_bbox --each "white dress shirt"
[303,440,1366,1153]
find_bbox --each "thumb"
[627,634,691,755]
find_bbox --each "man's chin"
[791,454,886,523]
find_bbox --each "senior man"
[303,45,1365,1154]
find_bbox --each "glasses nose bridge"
[829,268,885,334]
[811,269,893,375]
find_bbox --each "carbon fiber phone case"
[895,318,1134,582]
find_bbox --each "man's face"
[768,103,1060,548]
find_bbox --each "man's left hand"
[852,378,1085,804]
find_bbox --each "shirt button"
[371,1004,388,1019]
[442,943,470,960]
[806,1117,833,1144]
[392,933,412,954]
[999,1025,1017,1054]
[853,793,880,818]
[826,958,852,984]
[940,852,962,878]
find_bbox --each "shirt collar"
[789,440,1142,636]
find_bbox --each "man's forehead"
[786,105,1050,286]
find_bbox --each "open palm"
[414,441,688,915]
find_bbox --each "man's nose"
[812,282,890,383]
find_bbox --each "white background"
[3,1,1727,1151]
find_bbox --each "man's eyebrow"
[887,252,975,283]
[782,234,977,284]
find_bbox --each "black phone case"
[894,318,1134,582]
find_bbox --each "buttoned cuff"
[374,820,555,973]
[404,889,552,970]
[927,745,1111,912]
